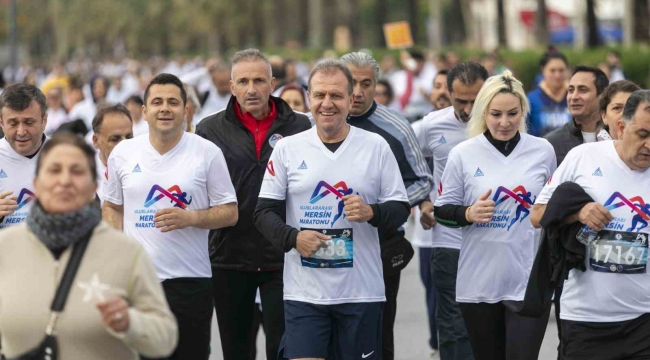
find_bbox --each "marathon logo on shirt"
[475,185,534,231]
[602,192,650,231]
[299,181,354,228]
[133,184,192,228]
[0,188,35,228]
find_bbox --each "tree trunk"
[376,0,389,47]
[309,0,324,48]
[297,0,309,47]
[405,0,418,44]
[634,0,650,42]
[586,0,600,47]
[348,0,361,48]
[535,0,549,46]
[445,0,467,45]
[251,0,264,47]
[497,0,507,47]
[460,0,474,46]
[272,0,287,47]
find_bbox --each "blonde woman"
[433,71,557,359]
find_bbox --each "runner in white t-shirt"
[90,104,133,207]
[254,60,409,360]
[0,84,48,229]
[434,72,556,359]
[102,73,238,360]
[416,62,488,360]
[532,90,650,359]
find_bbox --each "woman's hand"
[97,297,130,333]
[467,189,495,223]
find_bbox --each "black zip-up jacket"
[195,95,311,271]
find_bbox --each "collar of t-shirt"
[234,100,278,159]
[348,101,377,123]
[24,134,47,159]
[322,139,345,153]
[483,130,521,157]
[581,131,597,143]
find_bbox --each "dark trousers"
[212,268,284,360]
[561,313,650,360]
[459,302,550,360]
[382,272,401,360]
[249,305,264,360]
[142,277,214,360]
[419,247,439,350]
[431,248,474,360]
[554,286,563,360]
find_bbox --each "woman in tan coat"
[0,133,178,359]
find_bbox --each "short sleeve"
[434,148,465,207]
[415,118,433,158]
[102,151,124,206]
[535,146,579,205]
[258,140,288,201]
[206,147,238,206]
[378,140,409,203]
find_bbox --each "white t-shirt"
[102,132,237,280]
[0,138,40,229]
[408,120,432,247]
[435,133,556,303]
[417,107,468,249]
[259,126,408,305]
[95,152,106,207]
[536,141,650,322]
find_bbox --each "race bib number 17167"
[589,230,648,274]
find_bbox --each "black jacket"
[508,182,590,318]
[195,95,311,271]
[544,118,584,166]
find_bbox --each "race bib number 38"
[589,230,648,274]
[300,228,353,269]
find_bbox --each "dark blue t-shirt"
[526,87,571,137]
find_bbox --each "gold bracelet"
[465,206,472,222]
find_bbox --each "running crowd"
[0,46,648,360]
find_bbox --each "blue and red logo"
[16,188,35,211]
[310,181,353,227]
[478,185,536,231]
[144,185,192,209]
[603,192,649,232]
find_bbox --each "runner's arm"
[191,202,238,229]
[254,198,298,253]
[103,201,124,231]
[368,201,410,229]
[433,204,472,228]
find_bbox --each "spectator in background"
[445,51,461,69]
[90,75,109,108]
[380,54,398,80]
[67,76,96,133]
[527,52,571,137]
[279,83,308,113]
[269,55,287,88]
[375,79,401,112]
[430,70,451,110]
[284,60,306,89]
[194,61,231,121]
[606,50,626,82]
[44,86,69,135]
[532,46,559,88]
[393,50,437,121]
[599,80,641,140]
[597,62,611,80]
[124,95,149,137]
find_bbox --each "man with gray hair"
[531,90,650,359]
[195,48,310,360]
[255,59,411,359]
[334,51,433,360]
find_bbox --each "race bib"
[300,228,353,268]
[589,230,649,274]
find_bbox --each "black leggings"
[459,302,550,360]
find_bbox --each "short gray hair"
[308,59,354,96]
[339,52,380,83]
[622,90,650,123]
[231,49,272,79]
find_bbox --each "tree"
[375,0,389,47]
[535,0,549,46]
[634,0,650,42]
[586,0,600,47]
[404,0,418,44]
